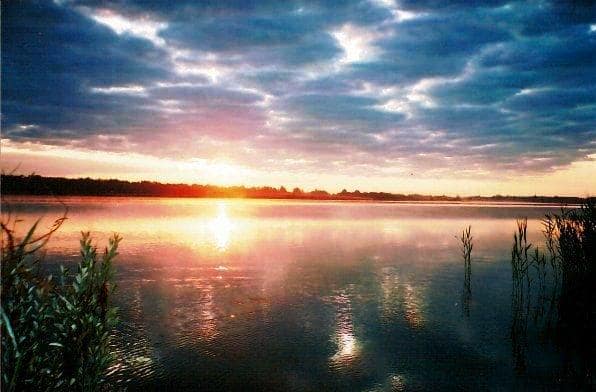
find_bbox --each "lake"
[1,197,581,390]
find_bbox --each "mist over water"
[2,197,573,390]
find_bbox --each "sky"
[2,0,595,196]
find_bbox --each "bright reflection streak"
[336,332,357,358]
[380,268,425,329]
[380,268,400,321]
[198,285,218,341]
[329,292,360,369]
[403,283,424,329]
[389,373,407,391]
[210,202,233,251]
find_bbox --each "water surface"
[2,197,575,390]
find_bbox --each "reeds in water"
[509,200,595,384]
[510,218,532,373]
[460,226,473,317]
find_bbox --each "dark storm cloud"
[70,0,391,24]
[280,94,404,126]
[478,27,596,89]
[1,0,170,139]
[73,0,389,67]
[345,9,511,88]
[237,70,304,96]
[507,1,596,36]
[150,85,263,105]
[429,66,537,105]
[155,2,385,67]
[504,88,596,112]
[161,16,320,52]
[2,0,595,175]
[396,0,510,12]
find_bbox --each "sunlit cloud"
[332,24,381,63]
[370,0,422,22]
[91,85,147,95]
[173,61,227,82]
[0,140,256,186]
[83,7,167,46]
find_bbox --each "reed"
[510,218,532,373]
[509,200,595,383]
[1,216,120,391]
[459,226,473,316]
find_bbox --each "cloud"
[281,94,403,123]
[348,10,511,86]
[2,0,595,183]
[1,0,171,139]
[150,85,263,105]
[395,0,509,12]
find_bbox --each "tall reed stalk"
[460,226,473,316]
[509,200,595,384]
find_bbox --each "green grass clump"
[1,217,120,391]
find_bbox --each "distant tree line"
[0,174,589,204]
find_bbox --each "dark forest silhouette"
[0,174,589,204]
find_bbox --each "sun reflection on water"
[380,268,425,329]
[329,292,361,370]
[210,202,234,251]
[198,285,219,341]
[403,283,424,329]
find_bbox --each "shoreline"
[1,174,590,205]
[1,193,584,207]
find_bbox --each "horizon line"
[1,173,591,200]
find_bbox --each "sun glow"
[0,140,254,187]
[2,139,594,197]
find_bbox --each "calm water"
[1,197,577,390]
